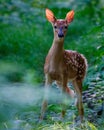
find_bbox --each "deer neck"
[48,38,64,67]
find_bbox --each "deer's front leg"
[61,76,68,118]
[40,74,52,120]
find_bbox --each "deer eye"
[54,25,57,29]
[65,26,68,29]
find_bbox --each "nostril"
[58,34,64,38]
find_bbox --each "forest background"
[0,0,104,129]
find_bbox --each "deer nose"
[58,28,64,38]
[58,33,64,38]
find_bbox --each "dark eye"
[54,26,57,29]
[65,26,68,29]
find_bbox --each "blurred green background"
[0,0,104,84]
[0,0,104,129]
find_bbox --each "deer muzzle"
[58,28,64,38]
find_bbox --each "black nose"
[58,34,64,38]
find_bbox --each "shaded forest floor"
[0,69,104,130]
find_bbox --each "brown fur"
[40,8,88,122]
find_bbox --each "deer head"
[46,8,74,39]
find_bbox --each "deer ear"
[45,8,56,23]
[65,10,74,24]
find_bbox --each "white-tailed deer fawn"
[40,8,87,122]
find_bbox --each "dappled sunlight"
[0,83,74,106]
[0,84,41,105]
[0,83,75,129]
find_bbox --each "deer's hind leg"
[72,79,84,122]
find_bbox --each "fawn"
[40,8,87,122]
